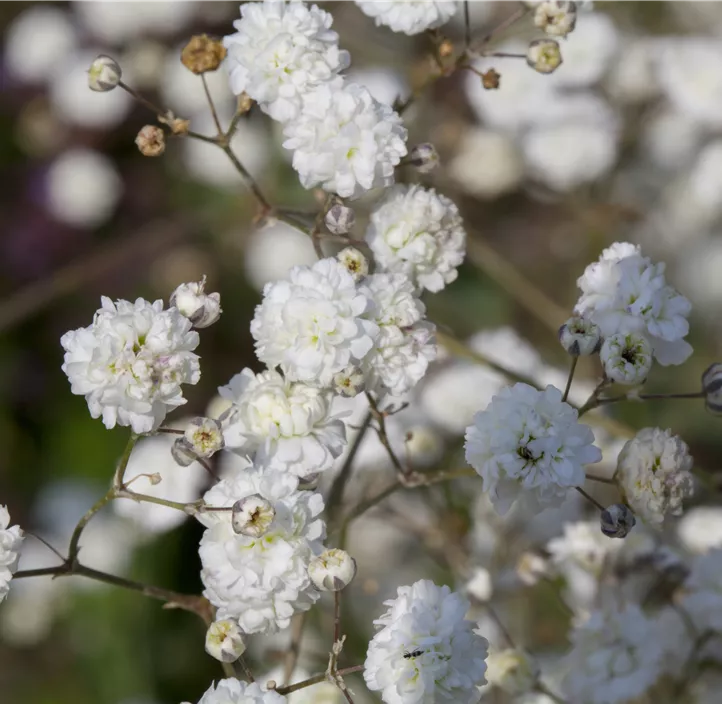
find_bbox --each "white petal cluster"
[355,0,457,36]
[218,367,347,478]
[615,427,694,525]
[364,579,489,704]
[485,648,539,695]
[0,506,24,603]
[548,521,621,577]
[185,678,286,704]
[359,273,437,397]
[600,332,653,385]
[680,549,722,635]
[563,604,664,703]
[366,185,466,293]
[198,464,325,633]
[223,0,350,123]
[60,297,200,433]
[283,81,407,199]
[575,242,693,366]
[464,384,602,515]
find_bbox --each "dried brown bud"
[135,125,165,157]
[481,68,501,90]
[181,34,227,75]
[438,39,454,58]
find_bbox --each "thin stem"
[283,613,307,686]
[366,393,407,476]
[118,80,167,117]
[67,488,115,565]
[201,73,224,136]
[226,109,246,140]
[480,51,526,59]
[581,389,704,415]
[486,605,516,649]
[237,655,255,683]
[469,6,528,54]
[115,489,196,513]
[463,1,471,49]
[333,590,342,647]
[156,427,185,435]
[585,474,616,486]
[113,432,140,489]
[562,357,578,403]
[575,486,606,512]
[25,532,66,561]
[276,665,364,696]
[185,130,219,145]
[221,144,272,214]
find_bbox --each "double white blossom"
[184,678,286,704]
[198,464,325,633]
[218,367,347,478]
[575,242,693,366]
[223,0,349,123]
[364,579,489,704]
[355,0,457,36]
[60,297,200,433]
[464,384,602,515]
[366,185,466,294]
[283,80,407,199]
[0,506,24,603]
[251,257,378,388]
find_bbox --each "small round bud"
[438,39,454,58]
[181,34,227,75]
[702,363,722,414]
[325,204,356,235]
[184,417,224,459]
[265,680,278,691]
[171,437,198,467]
[481,68,501,90]
[465,567,493,602]
[336,247,368,282]
[88,55,122,92]
[526,39,563,74]
[169,276,222,328]
[308,548,357,591]
[534,1,577,38]
[515,551,549,586]
[237,92,254,114]
[135,125,166,157]
[205,619,246,662]
[559,316,601,356]
[486,648,539,696]
[148,472,163,486]
[408,143,440,174]
[601,332,652,385]
[232,495,276,537]
[600,503,636,538]
[333,366,365,397]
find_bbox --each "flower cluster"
[185,678,286,704]
[355,0,457,36]
[0,506,23,603]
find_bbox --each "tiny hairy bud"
[88,55,122,92]
[408,143,440,174]
[135,125,166,157]
[702,363,722,414]
[232,495,275,537]
[333,366,365,397]
[170,276,222,328]
[325,204,356,235]
[481,68,501,90]
[601,332,653,385]
[336,246,368,281]
[438,39,454,58]
[526,38,563,74]
[181,34,227,75]
[171,437,197,467]
[308,548,357,591]
[600,503,636,539]
[184,417,224,458]
[534,1,577,38]
[559,316,601,356]
[205,619,246,662]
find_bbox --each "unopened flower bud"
[486,648,539,695]
[481,68,501,90]
[600,503,636,539]
[325,204,356,235]
[438,39,454,58]
[171,437,197,467]
[702,363,722,414]
[466,567,493,602]
[232,495,275,537]
[516,551,549,586]
[526,38,563,74]
[205,619,246,662]
[184,417,224,458]
[308,548,357,591]
[170,276,222,328]
[601,333,652,385]
[408,143,440,173]
[237,92,253,114]
[333,366,365,397]
[181,34,227,75]
[559,316,601,356]
[88,55,122,92]
[534,1,577,38]
[148,472,163,486]
[135,125,165,157]
[336,247,368,281]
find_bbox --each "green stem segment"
[276,665,364,696]
[562,357,578,404]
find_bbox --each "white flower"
[366,185,466,293]
[355,0,457,36]
[223,0,350,123]
[198,465,325,634]
[169,277,222,329]
[534,1,577,38]
[678,506,722,554]
[308,548,357,591]
[575,242,693,365]
[219,367,347,478]
[0,506,24,603]
[359,273,437,396]
[282,80,407,199]
[336,246,367,281]
[680,549,722,635]
[364,579,489,704]
[600,332,653,385]
[205,619,247,663]
[559,316,601,356]
[60,297,200,433]
[250,257,379,387]
[548,520,621,577]
[465,567,493,603]
[464,384,602,515]
[186,678,286,704]
[563,604,664,703]
[615,428,694,525]
[231,495,276,538]
[486,648,539,695]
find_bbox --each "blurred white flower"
[186,678,285,704]
[678,506,722,554]
[607,38,661,104]
[680,549,722,635]
[679,237,722,312]
[465,567,493,602]
[46,148,122,228]
[641,110,702,170]
[486,648,539,695]
[348,67,409,107]
[0,506,24,604]
[355,0,457,35]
